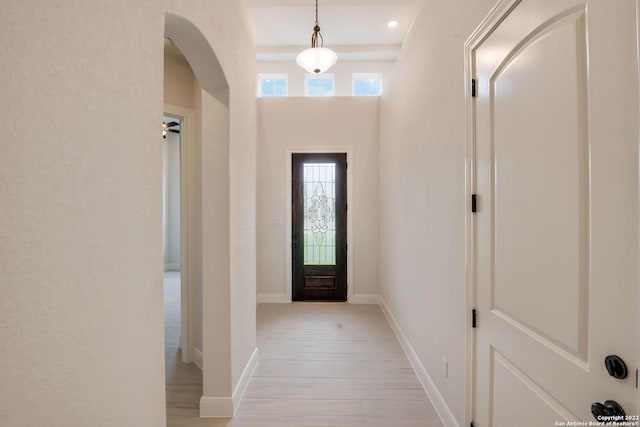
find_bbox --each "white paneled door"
[471,0,639,425]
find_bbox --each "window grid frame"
[257,73,288,98]
[304,73,336,97]
[352,73,383,96]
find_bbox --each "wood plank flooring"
[165,298,444,427]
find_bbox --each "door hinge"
[472,309,477,328]
[471,194,477,213]
[471,79,476,97]
[471,422,476,427]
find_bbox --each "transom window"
[352,73,383,96]
[257,74,287,97]
[305,74,335,97]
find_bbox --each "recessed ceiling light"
[387,20,398,28]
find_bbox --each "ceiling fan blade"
[168,129,180,134]
[166,121,180,128]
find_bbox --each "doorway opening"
[163,114,183,374]
[164,10,234,418]
[163,28,202,416]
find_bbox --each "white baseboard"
[193,347,203,371]
[257,293,290,304]
[232,347,260,414]
[257,293,380,305]
[199,348,259,417]
[378,296,459,427]
[164,263,181,271]
[349,294,380,304]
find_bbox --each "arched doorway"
[164,12,233,419]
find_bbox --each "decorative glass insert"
[352,73,383,96]
[305,74,335,97]
[303,163,336,265]
[258,74,287,97]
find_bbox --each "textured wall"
[257,97,380,299]
[0,0,256,424]
[0,1,165,425]
[378,0,496,424]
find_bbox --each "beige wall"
[379,0,497,424]
[164,54,195,109]
[0,0,256,424]
[0,1,165,425]
[257,97,380,301]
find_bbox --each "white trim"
[463,19,478,427]
[163,263,181,271]
[199,348,259,417]
[193,347,203,371]
[257,293,290,304]
[635,0,640,412]
[164,103,195,365]
[232,348,260,414]
[285,147,354,303]
[378,296,458,427]
[256,293,379,305]
[348,294,380,304]
[462,2,524,425]
[199,397,234,418]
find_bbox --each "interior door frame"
[285,147,354,303]
[635,0,640,413]
[164,103,195,364]
[463,1,524,425]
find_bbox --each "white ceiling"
[246,0,421,61]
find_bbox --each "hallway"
[166,303,443,426]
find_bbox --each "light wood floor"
[165,283,443,427]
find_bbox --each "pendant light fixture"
[296,0,337,74]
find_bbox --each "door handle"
[605,355,628,379]
[591,400,625,421]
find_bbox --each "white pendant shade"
[296,47,337,74]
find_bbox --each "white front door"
[471,0,639,425]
